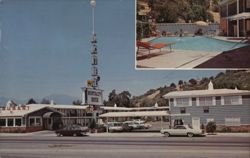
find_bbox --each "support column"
[237,19,240,37]
[160,116,163,129]
[106,117,109,133]
[227,3,229,36]
[13,118,16,127]
[237,0,240,37]
[5,118,7,127]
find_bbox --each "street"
[0,132,249,158]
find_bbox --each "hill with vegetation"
[137,0,220,23]
[104,70,250,107]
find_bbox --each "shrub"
[206,121,216,133]
[89,119,97,129]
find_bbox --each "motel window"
[224,96,241,105]
[29,118,35,126]
[247,0,250,9]
[225,118,241,126]
[180,107,186,114]
[203,107,209,113]
[176,98,189,106]
[169,98,174,106]
[0,119,6,127]
[247,20,250,31]
[15,118,22,126]
[215,96,221,105]
[7,118,14,127]
[29,117,41,126]
[192,98,197,106]
[35,118,41,126]
[199,97,213,106]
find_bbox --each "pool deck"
[136,36,247,69]
[136,49,221,69]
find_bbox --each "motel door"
[192,117,200,130]
[233,25,237,37]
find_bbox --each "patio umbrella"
[195,21,208,26]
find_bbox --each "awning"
[43,111,63,118]
[43,112,54,118]
[99,111,169,118]
[228,13,250,21]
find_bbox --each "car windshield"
[174,126,186,129]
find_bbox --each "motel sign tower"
[81,0,103,119]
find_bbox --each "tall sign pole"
[90,0,99,89]
[82,0,103,120]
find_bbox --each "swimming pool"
[150,36,248,52]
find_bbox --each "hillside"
[137,0,220,23]
[131,70,250,107]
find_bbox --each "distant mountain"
[131,70,250,107]
[0,97,25,107]
[0,94,80,107]
[42,94,80,105]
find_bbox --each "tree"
[206,121,216,133]
[41,98,50,104]
[178,80,183,85]
[89,119,97,130]
[170,83,176,88]
[189,78,197,86]
[26,98,37,105]
[72,100,82,105]
[117,91,131,107]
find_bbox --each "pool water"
[150,36,248,52]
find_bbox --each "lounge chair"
[137,41,174,56]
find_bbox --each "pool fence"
[156,23,220,35]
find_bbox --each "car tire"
[164,132,170,137]
[187,133,194,137]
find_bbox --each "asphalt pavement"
[0,131,249,158]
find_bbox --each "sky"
[0,0,222,101]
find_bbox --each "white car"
[107,122,123,132]
[160,125,203,137]
[123,121,144,129]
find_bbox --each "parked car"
[55,124,88,136]
[123,121,144,129]
[123,120,151,130]
[160,125,203,137]
[107,122,124,132]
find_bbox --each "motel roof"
[0,103,169,117]
[99,111,169,118]
[0,104,63,117]
[0,104,89,117]
[163,88,250,99]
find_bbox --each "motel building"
[220,0,250,37]
[0,101,169,133]
[1,81,250,133]
[163,81,250,131]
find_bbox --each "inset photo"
[136,0,250,69]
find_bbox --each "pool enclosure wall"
[156,23,219,35]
